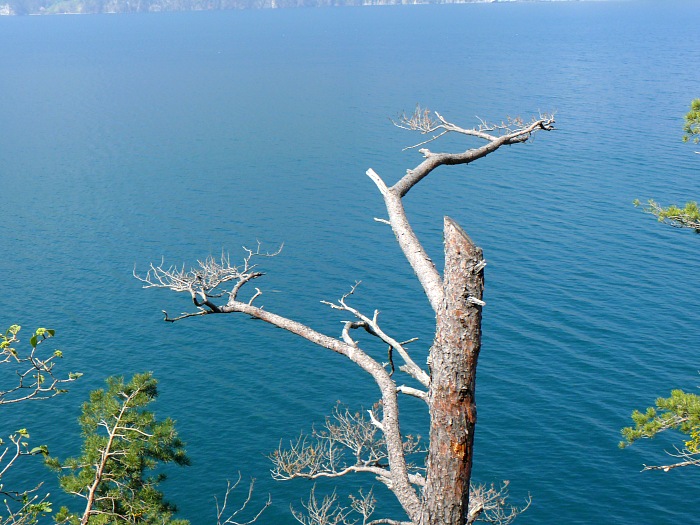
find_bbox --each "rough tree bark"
[136,108,554,525]
[420,218,484,525]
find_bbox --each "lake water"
[1,1,700,523]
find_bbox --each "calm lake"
[1,1,700,523]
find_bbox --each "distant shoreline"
[0,0,599,16]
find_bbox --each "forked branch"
[138,256,423,520]
[215,475,271,525]
[270,403,425,490]
[467,481,531,525]
[368,108,553,313]
[321,283,429,387]
[134,243,282,322]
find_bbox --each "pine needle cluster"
[47,373,190,525]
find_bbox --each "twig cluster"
[271,403,424,484]
[291,486,412,525]
[135,243,282,322]
[0,325,77,524]
[215,474,271,525]
[288,479,528,525]
[394,105,555,152]
[0,325,80,405]
[467,482,531,525]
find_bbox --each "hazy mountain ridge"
[0,0,569,15]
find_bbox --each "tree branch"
[392,112,555,198]
[367,109,553,315]
[322,283,429,387]
[396,386,428,403]
[467,481,531,525]
[0,326,80,405]
[215,474,271,525]
[365,173,445,314]
[639,444,700,472]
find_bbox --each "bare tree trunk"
[420,217,484,525]
[137,110,553,525]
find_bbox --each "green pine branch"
[682,98,700,144]
[47,373,190,525]
[620,390,700,447]
[620,390,700,471]
[634,199,700,232]
[634,99,700,233]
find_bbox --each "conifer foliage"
[620,390,700,471]
[682,98,700,144]
[635,99,700,231]
[623,100,700,471]
[633,199,700,232]
[47,373,190,525]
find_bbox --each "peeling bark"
[420,217,484,525]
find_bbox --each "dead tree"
[136,108,554,525]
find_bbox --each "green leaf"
[30,445,49,456]
[29,500,52,513]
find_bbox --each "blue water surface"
[1,1,700,523]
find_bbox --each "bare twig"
[641,444,700,472]
[322,284,429,387]
[467,481,531,525]
[215,474,271,525]
[135,244,283,321]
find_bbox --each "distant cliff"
[0,0,518,15]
